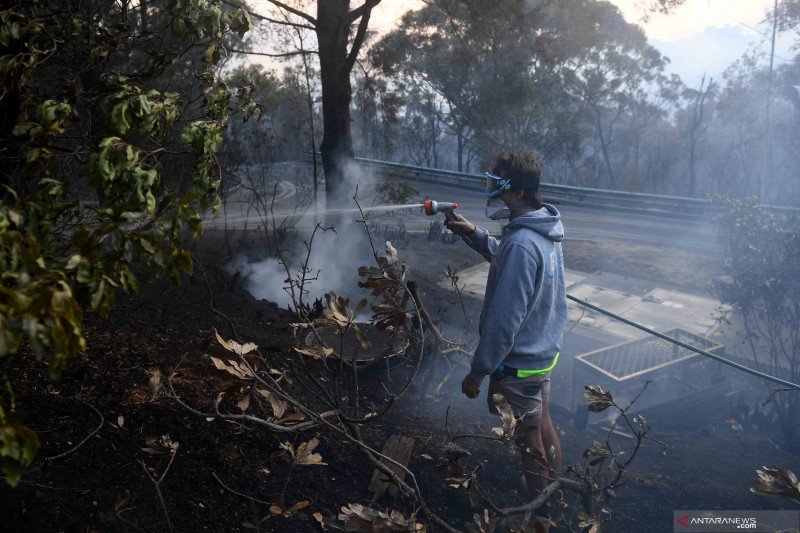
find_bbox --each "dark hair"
[491,149,543,208]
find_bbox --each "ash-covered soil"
[1,230,795,533]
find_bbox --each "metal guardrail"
[356,157,797,218]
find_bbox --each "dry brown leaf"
[751,465,800,502]
[268,394,288,419]
[117,415,124,428]
[278,411,306,424]
[255,388,288,419]
[147,368,163,401]
[114,494,132,511]
[578,512,600,533]
[210,356,252,379]
[313,511,327,530]
[295,437,326,466]
[583,440,614,466]
[351,324,373,352]
[584,385,614,413]
[214,329,258,355]
[491,393,518,440]
[237,392,251,412]
[142,434,179,455]
[324,292,353,327]
[354,298,368,318]
[385,241,398,265]
[293,345,334,360]
[292,500,310,511]
[338,503,425,532]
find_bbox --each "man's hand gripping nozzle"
[423,199,459,222]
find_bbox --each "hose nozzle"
[423,199,458,216]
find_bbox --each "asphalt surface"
[407,179,722,255]
[211,161,722,256]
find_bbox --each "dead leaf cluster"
[211,331,304,423]
[279,437,327,467]
[215,329,258,356]
[751,465,800,503]
[370,293,411,332]
[490,393,519,442]
[141,434,179,455]
[582,440,614,467]
[337,503,425,532]
[446,469,484,507]
[357,241,406,298]
[578,511,600,533]
[584,385,614,413]
[465,509,492,533]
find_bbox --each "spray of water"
[223,203,425,226]
[224,158,426,310]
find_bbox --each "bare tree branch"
[228,47,318,58]
[344,0,380,74]
[349,0,382,22]
[222,0,316,30]
[258,0,317,26]
[221,0,316,29]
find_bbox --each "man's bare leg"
[541,395,561,481]
[519,423,548,499]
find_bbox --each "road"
[406,179,721,254]
[210,161,722,256]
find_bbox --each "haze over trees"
[2,0,800,529]
[222,0,800,205]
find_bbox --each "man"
[444,149,566,500]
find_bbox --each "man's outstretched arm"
[445,213,498,262]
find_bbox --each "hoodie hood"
[505,203,564,242]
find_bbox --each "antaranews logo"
[673,511,773,532]
[675,510,798,532]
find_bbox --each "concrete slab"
[568,285,727,339]
[440,263,585,297]
[568,284,646,339]
[448,262,728,341]
[644,288,731,335]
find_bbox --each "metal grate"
[575,329,723,382]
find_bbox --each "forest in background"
[1,1,799,531]
[224,0,800,205]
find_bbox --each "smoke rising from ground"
[225,159,386,311]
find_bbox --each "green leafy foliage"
[0,403,40,486]
[0,0,256,483]
[712,197,800,453]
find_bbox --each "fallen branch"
[212,471,271,505]
[139,442,178,533]
[45,404,104,461]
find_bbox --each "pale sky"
[609,0,774,42]
[370,0,796,87]
[372,0,774,41]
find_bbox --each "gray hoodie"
[463,204,567,384]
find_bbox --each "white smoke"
[225,160,383,311]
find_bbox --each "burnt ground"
[1,228,798,533]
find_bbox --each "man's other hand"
[444,213,476,237]
[461,374,481,399]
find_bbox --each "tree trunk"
[316,0,355,209]
[456,130,463,173]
